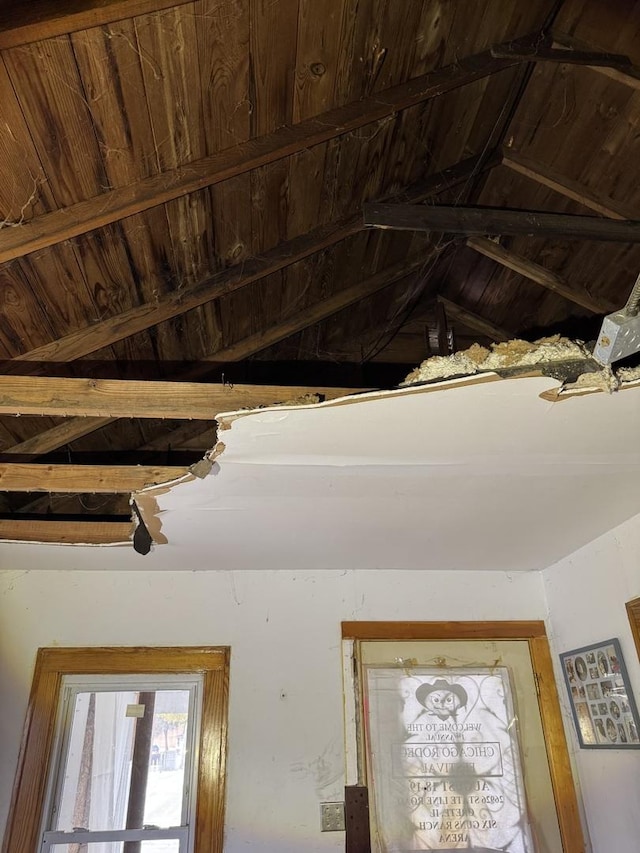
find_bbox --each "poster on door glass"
[364,666,534,852]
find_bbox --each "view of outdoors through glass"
[50,844,180,852]
[53,688,191,852]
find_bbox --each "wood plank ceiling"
[0,0,639,543]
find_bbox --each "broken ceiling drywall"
[3,342,638,570]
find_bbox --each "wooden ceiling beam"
[491,42,633,70]
[466,237,614,314]
[0,519,133,544]
[552,33,640,88]
[2,416,115,457]
[364,204,640,242]
[0,44,522,263]
[137,421,217,453]
[12,151,495,366]
[437,297,512,342]
[0,376,364,419]
[12,218,362,364]
[0,0,193,49]
[502,150,634,220]
[0,152,495,459]
[0,464,187,493]
[202,255,435,363]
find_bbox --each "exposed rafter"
[2,417,115,457]
[491,42,633,70]
[9,151,493,368]
[202,255,435,364]
[11,218,361,364]
[466,237,614,314]
[502,151,634,220]
[364,204,640,242]
[552,32,640,88]
[437,297,512,342]
[0,519,133,544]
[0,45,522,263]
[0,463,187,492]
[0,377,363,419]
[0,0,193,48]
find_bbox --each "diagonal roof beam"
[200,255,436,364]
[1,152,496,458]
[466,236,615,314]
[437,296,512,342]
[2,416,115,457]
[552,33,640,88]
[2,255,432,456]
[502,150,635,220]
[0,42,526,263]
[11,151,494,366]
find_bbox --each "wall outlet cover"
[320,801,346,832]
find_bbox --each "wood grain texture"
[365,203,640,242]
[503,150,635,220]
[0,0,194,49]
[341,621,548,640]
[2,646,229,853]
[467,236,614,313]
[0,376,364,418]
[203,255,432,362]
[626,598,640,662]
[0,56,55,221]
[0,47,519,262]
[528,635,586,852]
[11,217,361,362]
[0,463,187,492]
[0,518,133,543]
[0,261,56,356]
[2,37,106,206]
[2,416,114,456]
[249,0,299,135]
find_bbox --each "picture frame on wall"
[560,638,640,749]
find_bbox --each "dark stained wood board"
[0,260,57,355]
[506,61,640,206]
[477,165,640,324]
[135,7,224,362]
[250,0,299,136]
[2,36,107,206]
[555,0,640,64]
[0,56,56,222]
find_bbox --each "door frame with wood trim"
[341,621,585,853]
[626,598,640,661]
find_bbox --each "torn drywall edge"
[131,471,196,548]
[131,489,170,547]
[214,372,505,429]
[127,443,229,550]
[540,368,640,401]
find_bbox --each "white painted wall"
[0,568,545,851]
[542,513,640,853]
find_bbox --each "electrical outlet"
[320,801,345,832]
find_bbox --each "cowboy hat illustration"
[415,679,468,720]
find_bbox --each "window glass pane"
[55,689,191,832]
[49,842,180,852]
